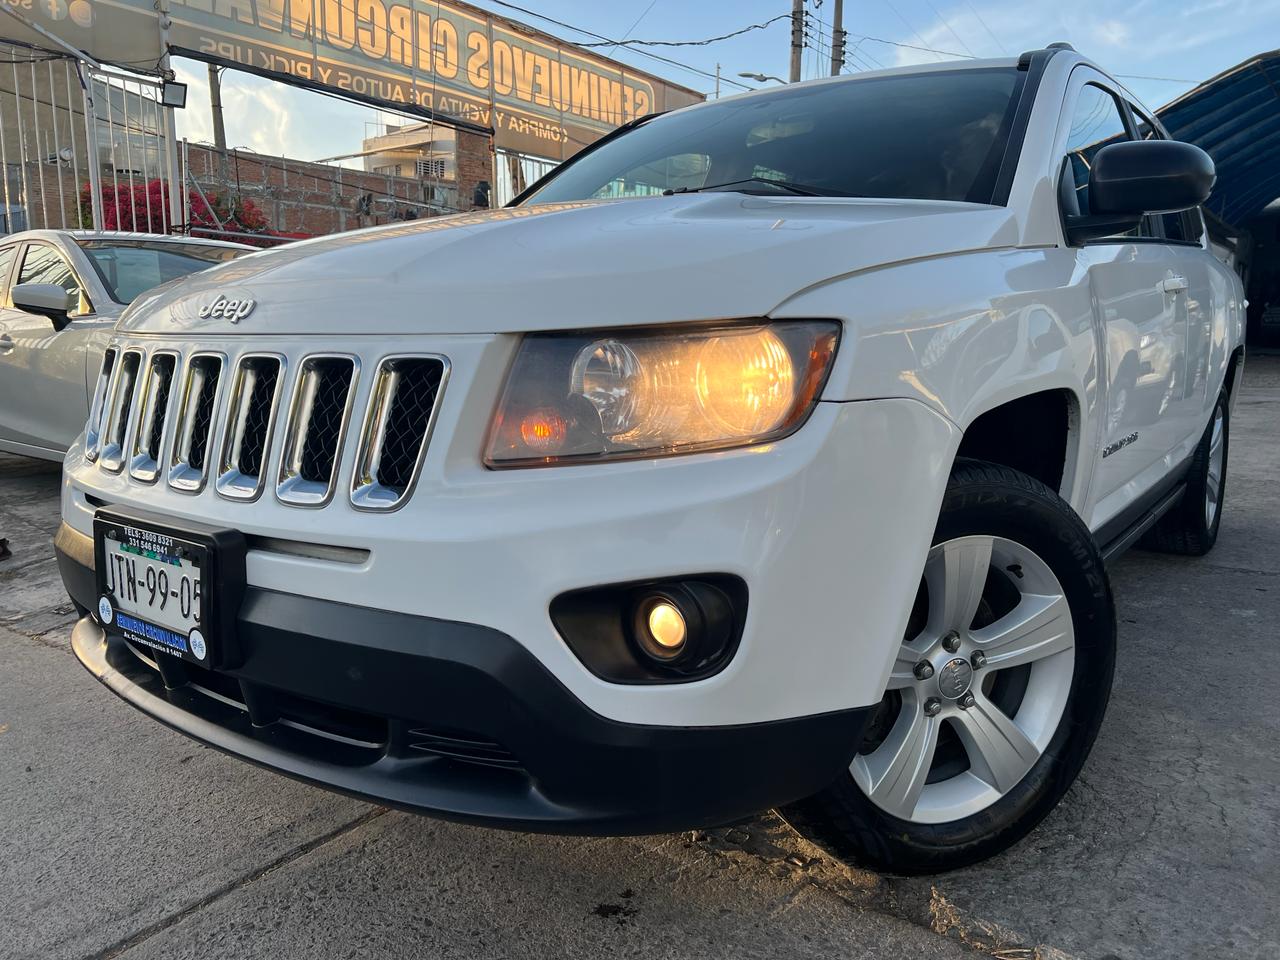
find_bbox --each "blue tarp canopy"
[1158,50,1280,228]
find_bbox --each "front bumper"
[58,528,871,834]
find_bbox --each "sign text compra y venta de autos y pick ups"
[168,0,701,157]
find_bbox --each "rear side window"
[0,245,15,305]
[1130,102,1205,245]
[1063,84,1153,239]
[18,243,89,316]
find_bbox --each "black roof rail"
[1017,42,1076,70]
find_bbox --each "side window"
[0,245,15,307]
[17,244,88,316]
[1129,103,1205,245]
[1062,84,1152,238]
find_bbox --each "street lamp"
[738,72,786,85]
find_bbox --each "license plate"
[93,509,246,668]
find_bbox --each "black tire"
[1139,391,1229,556]
[780,459,1116,874]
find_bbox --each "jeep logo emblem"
[937,657,974,700]
[197,295,255,323]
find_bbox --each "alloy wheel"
[1205,405,1225,528]
[851,536,1076,824]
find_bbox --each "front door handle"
[0,334,13,354]
[1159,276,1189,295]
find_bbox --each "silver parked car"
[0,231,251,460]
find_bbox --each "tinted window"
[1063,85,1151,238]
[79,240,244,303]
[18,244,88,315]
[525,69,1024,205]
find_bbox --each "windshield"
[79,240,246,304]
[523,68,1024,206]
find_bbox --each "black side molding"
[1095,455,1192,564]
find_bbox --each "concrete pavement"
[2,359,1278,960]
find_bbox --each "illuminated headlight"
[485,320,840,467]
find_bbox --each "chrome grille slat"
[168,354,225,493]
[98,351,142,473]
[351,356,448,511]
[128,353,177,484]
[277,356,358,508]
[84,348,118,462]
[216,355,285,502]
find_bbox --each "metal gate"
[1,41,180,235]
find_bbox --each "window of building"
[416,158,447,179]
[496,150,560,206]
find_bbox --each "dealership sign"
[2,0,702,158]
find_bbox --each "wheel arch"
[954,387,1085,505]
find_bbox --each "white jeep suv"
[56,47,1245,873]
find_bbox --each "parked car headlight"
[485,320,840,467]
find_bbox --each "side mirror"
[1065,140,1216,245]
[11,282,74,330]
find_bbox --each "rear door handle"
[0,334,13,354]
[1159,276,1189,295]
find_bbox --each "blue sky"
[173,0,1280,162]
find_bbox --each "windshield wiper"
[663,176,840,198]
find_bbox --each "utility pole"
[830,0,846,76]
[789,0,804,83]
[208,64,227,152]
[208,63,229,185]
[715,62,721,99]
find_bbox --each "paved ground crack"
[84,807,389,960]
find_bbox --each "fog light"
[642,599,687,656]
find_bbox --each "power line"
[599,0,657,57]
[878,0,934,53]
[1115,73,1199,85]
[481,0,753,91]
[920,0,976,57]
[960,0,1008,54]
[853,33,975,59]
[579,15,790,49]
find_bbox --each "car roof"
[1,229,253,250]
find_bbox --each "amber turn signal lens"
[518,409,568,452]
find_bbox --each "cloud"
[1091,19,1131,47]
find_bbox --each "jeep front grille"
[216,355,284,501]
[169,354,224,493]
[128,353,177,483]
[351,356,448,511]
[98,350,142,473]
[87,344,448,511]
[277,356,358,507]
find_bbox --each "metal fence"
[0,41,179,235]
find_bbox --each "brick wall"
[184,129,495,236]
[3,125,496,238]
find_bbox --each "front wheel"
[782,460,1116,874]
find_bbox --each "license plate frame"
[93,507,247,668]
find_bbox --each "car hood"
[117,194,1018,336]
